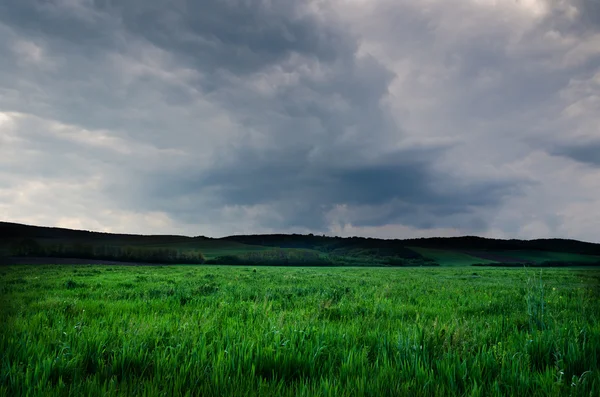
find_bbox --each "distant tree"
[10,239,44,256]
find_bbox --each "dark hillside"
[404,236,600,255]
[2,221,599,266]
[223,233,600,256]
[0,221,190,242]
[222,234,421,258]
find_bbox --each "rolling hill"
[1,221,600,267]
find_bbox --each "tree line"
[205,249,438,267]
[9,239,205,264]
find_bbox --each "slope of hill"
[1,221,600,266]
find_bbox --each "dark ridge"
[402,236,600,255]
[2,221,600,259]
[222,234,600,256]
[0,221,195,242]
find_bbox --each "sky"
[0,0,599,241]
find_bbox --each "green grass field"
[408,247,499,266]
[1,265,599,396]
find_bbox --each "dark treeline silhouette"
[8,238,205,264]
[4,221,599,256]
[2,221,600,266]
[0,221,197,244]
[221,234,422,258]
[404,236,600,256]
[204,249,438,267]
[223,234,600,256]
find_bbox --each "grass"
[1,265,599,396]
[408,247,498,266]
[471,250,600,264]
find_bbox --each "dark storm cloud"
[74,0,503,232]
[0,0,359,136]
[0,0,120,50]
[574,0,600,31]
[111,0,349,71]
[552,142,600,166]
[131,143,522,231]
[1,0,598,239]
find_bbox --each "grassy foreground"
[1,265,599,396]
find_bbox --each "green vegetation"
[0,222,271,262]
[135,239,272,260]
[408,247,498,266]
[205,249,438,267]
[4,239,438,267]
[2,265,599,396]
[8,239,206,264]
[3,222,600,267]
[407,248,600,267]
[468,250,600,265]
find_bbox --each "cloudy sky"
[1,0,599,241]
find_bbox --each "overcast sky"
[1,0,599,240]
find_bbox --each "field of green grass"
[408,247,499,266]
[2,265,599,396]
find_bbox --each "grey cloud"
[129,143,523,232]
[574,0,600,31]
[0,0,120,51]
[92,0,352,77]
[0,0,362,141]
[1,0,598,239]
[552,142,600,166]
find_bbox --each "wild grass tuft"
[526,269,546,331]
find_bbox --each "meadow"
[1,265,599,396]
